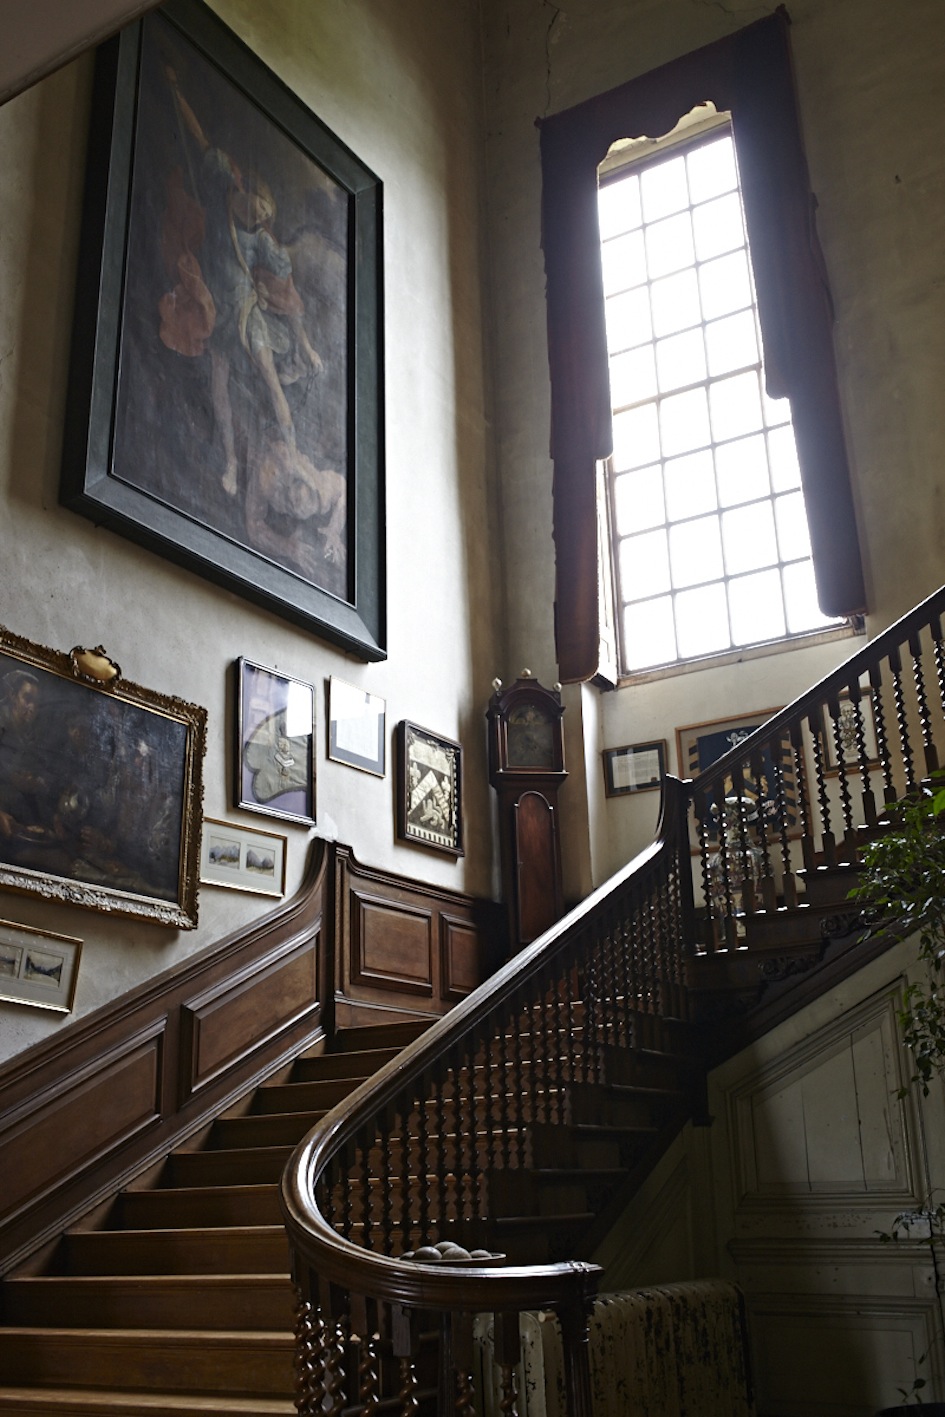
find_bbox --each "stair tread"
[0,1391,293,1414]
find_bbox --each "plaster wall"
[0,0,501,1064]
[481,0,945,887]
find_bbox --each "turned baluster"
[869,662,897,807]
[730,758,757,914]
[495,1310,521,1417]
[552,964,567,1124]
[694,788,719,951]
[617,897,634,1044]
[357,1327,381,1412]
[788,719,814,873]
[292,1290,325,1417]
[435,1056,450,1227]
[890,643,918,795]
[511,996,527,1166]
[827,695,856,852]
[399,1098,414,1252]
[357,1128,373,1250]
[910,629,939,777]
[582,938,603,1083]
[497,1005,513,1171]
[391,1304,421,1416]
[931,612,945,732]
[451,1311,477,1417]
[849,680,878,831]
[809,710,834,865]
[449,1045,468,1222]
[559,1297,595,1417]
[710,779,739,950]
[655,870,674,1017]
[465,1036,483,1220]
[483,1013,499,1177]
[749,745,777,911]
[380,1105,396,1255]
[768,746,797,908]
[563,962,580,1084]
[415,1074,432,1244]
[340,1142,355,1242]
[320,1294,350,1417]
[538,980,553,1124]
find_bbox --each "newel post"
[558,1298,594,1417]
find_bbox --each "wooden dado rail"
[0,842,500,1274]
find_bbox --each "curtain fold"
[539,9,865,684]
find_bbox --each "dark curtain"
[539,10,865,684]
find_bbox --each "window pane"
[665,449,717,520]
[729,569,786,645]
[641,154,688,222]
[612,403,661,471]
[599,173,642,240]
[676,582,730,658]
[606,287,653,354]
[601,229,647,294]
[762,385,791,428]
[783,560,835,633]
[646,211,695,279]
[775,490,812,560]
[669,514,723,588]
[705,309,758,377]
[619,528,670,598]
[656,328,706,394]
[613,464,665,535]
[651,268,701,337]
[709,370,763,442]
[623,595,677,671]
[716,433,769,507]
[609,344,658,408]
[660,387,710,457]
[699,250,751,320]
[768,424,802,491]
[721,502,778,574]
[687,134,737,204]
[692,191,745,263]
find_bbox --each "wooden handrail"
[281,776,695,1414]
[280,585,945,1413]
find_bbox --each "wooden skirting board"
[0,841,502,1273]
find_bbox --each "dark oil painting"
[114,10,349,601]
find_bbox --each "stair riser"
[2,1279,294,1331]
[0,1334,293,1397]
[163,1150,292,1188]
[114,1188,282,1230]
[62,1231,289,1276]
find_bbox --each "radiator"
[474,1280,755,1416]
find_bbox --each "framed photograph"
[820,689,879,776]
[200,817,286,898]
[0,920,82,1014]
[676,707,802,849]
[396,721,463,857]
[603,740,667,797]
[0,625,206,928]
[237,659,315,826]
[328,678,385,777]
[60,0,385,661]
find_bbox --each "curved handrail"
[281,777,694,1407]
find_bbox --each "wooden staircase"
[0,1022,425,1415]
[0,1010,697,1415]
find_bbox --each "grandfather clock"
[487,673,567,954]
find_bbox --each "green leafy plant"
[851,786,945,1405]
[851,786,945,1098]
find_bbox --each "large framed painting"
[0,626,206,928]
[676,708,803,851]
[60,0,385,660]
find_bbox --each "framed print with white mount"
[327,677,386,777]
[396,721,463,856]
[236,659,315,826]
[603,740,666,796]
[60,0,385,660]
[200,817,287,897]
[0,920,82,1014]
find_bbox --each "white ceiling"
[0,1,158,105]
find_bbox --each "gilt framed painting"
[0,625,206,928]
[60,0,385,659]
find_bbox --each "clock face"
[506,704,556,769]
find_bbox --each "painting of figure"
[111,10,350,601]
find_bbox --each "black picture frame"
[603,740,666,797]
[236,658,315,826]
[396,721,463,857]
[61,0,385,660]
[0,625,206,929]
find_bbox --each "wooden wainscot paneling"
[440,913,481,1002]
[181,933,320,1101]
[332,844,502,1019]
[0,841,329,1272]
[351,893,433,997]
[0,1023,163,1228]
